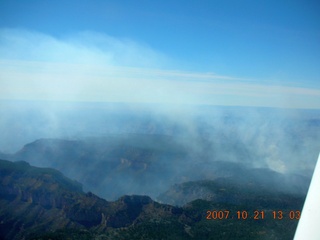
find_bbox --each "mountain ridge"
[0,158,305,239]
[0,159,187,240]
[6,136,311,203]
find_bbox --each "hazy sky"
[0,0,319,108]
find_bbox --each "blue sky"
[0,0,319,108]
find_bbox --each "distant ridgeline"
[3,136,312,203]
[0,159,305,240]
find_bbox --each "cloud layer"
[0,28,319,108]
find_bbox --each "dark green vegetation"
[158,168,309,206]
[0,159,305,240]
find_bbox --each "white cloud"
[0,28,319,108]
[0,28,167,67]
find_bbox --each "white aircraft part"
[294,153,320,240]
